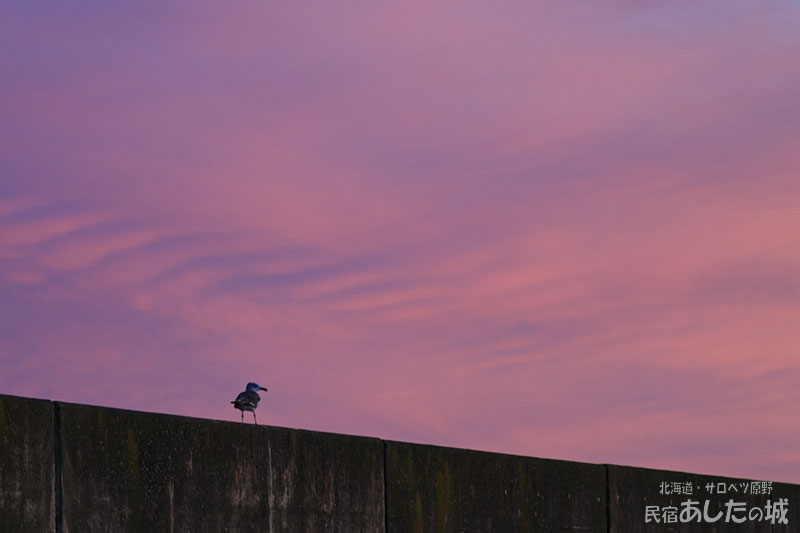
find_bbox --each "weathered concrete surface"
[4,393,800,532]
[266,425,384,532]
[773,482,800,532]
[608,464,779,532]
[385,441,605,532]
[0,394,54,532]
[58,402,384,533]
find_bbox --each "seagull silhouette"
[232,382,268,424]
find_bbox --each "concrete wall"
[58,402,384,533]
[0,393,796,532]
[385,441,605,532]
[0,394,54,532]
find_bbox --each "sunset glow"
[2,1,799,482]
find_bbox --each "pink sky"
[2,1,799,482]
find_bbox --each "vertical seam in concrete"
[382,440,389,533]
[54,402,63,533]
[267,427,274,533]
[604,464,610,533]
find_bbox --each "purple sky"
[2,1,800,482]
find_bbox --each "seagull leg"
[253,411,258,425]
[240,410,243,423]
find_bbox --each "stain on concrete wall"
[385,441,605,532]
[1,394,797,532]
[58,403,384,533]
[0,394,54,532]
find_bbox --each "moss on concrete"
[385,441,605,532]
[58,402,384,532]
[3,393,795,532]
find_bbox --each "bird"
[232,382,268,424]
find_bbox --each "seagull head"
[246,382,268,392]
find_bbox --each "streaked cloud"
[1,0,799,482]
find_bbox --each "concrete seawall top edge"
[1,391,795,486]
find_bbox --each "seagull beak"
[261,386,268,391]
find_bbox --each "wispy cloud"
[2,0,799,482]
